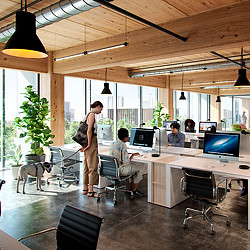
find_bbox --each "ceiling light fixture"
[54,42,128,61]
[2,0,47,58]
[179,72,186,100]
[216,88,221,103]
[234,48,250,87]
[101,68,112,95]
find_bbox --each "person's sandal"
[87,192,101,198]
[82,189,88,195]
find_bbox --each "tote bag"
[72,113,94,148]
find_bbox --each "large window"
[64,78,158,142]
[174,90,210,132]
[0,69,38,168]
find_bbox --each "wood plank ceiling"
[1,0,250,93]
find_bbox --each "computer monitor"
[163,121,180,131]
[130,128,154,148]
[199,121,217,133]
[203,132,240,161]
[97,124,113,141]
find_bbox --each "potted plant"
[3,144,23,180]
[14,85,55,163]
[151,102,171,127]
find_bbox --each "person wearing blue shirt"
[168,122,185,147]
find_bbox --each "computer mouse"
[239,165,250,169]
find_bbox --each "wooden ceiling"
[1,0,250,91]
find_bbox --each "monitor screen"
[203,132,240,157]
[130,128,154,147]
[163,121,180,131]
[199,122,217,133]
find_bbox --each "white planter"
[11,165,21,180]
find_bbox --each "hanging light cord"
[241,47,245,68]
[105,68,107,82]
[181,72,184,91]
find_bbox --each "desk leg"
[248,177,250,230]
[147,162,152,203]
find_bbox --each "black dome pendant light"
[2,0,48,58]
[234,48,250,87]
[216,87,221,102]
[101,68,112,95]
[179,72,186,100]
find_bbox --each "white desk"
[0,229,30,249]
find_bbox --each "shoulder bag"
[72,112,94,148]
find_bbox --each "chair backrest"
[182,168,216,200]
[57,205,104,250]
[50,147,64,167]
[98,154,119,178]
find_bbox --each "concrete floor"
[0,165,249,250]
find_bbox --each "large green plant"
[14,85,55,156]
[151,102,170,127]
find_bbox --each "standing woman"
[81,101,103,197]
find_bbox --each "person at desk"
[185,119,195,132]
[168,122,185,147]
[110,128,144,196]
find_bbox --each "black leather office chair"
[97,154,138,205]
[0,179,5,216]
[18,205,104,250]
[180,168,230,235]
[47,147,80,187]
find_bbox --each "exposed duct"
[0,0,110,43]
[128,58,250,78]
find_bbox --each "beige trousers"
[83,135,99,185]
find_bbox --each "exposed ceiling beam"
[53,1,250,74]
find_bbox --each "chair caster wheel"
[47,182,50,185]
[210,230,215,236]
[226,221,231,226]
[228,183,232,189]
[183,224,187,229]
[185,213,189,218]
[97,197,100,202]
[59,184,62,187]
[114,201,117,205]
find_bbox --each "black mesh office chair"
[47,147,80,187]
[97,154,138,205]
[18,205,104,250]
[180,168,230,235]
[0,179,5,216]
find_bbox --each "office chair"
[0,179,5,216]
[97,154,138,205]
[47,147,80,187]
[18,205,104,250]
[180,168,230,235]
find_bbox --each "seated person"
[168,122,185,147]
[185,119,195,132]
[110,128,144,196]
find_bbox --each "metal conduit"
[128,59,250,78]
[0,0,108,43]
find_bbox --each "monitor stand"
[219,156,228,163]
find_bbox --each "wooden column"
[41,52,65,146]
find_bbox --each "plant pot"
[25,154,46,164]
[11,164,21,180]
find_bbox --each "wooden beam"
[54,1,250,74]
[0,43,48,73]
[68,67,166,88]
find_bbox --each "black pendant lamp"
[179,72,186,100]
[101,68,112,95]
[234,48,250,87]
[216,88,221,102]
[2,1,47,58]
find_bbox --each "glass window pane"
[200,94,208,121]
[142,86,157,126]
[221,96,233,130]
[117,83,139,132]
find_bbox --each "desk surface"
[0,229,30,250]
[167,156,250,178]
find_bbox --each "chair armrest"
[180,177,186,195]
[18,227,57,241]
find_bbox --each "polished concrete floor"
[0,165,249,250]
